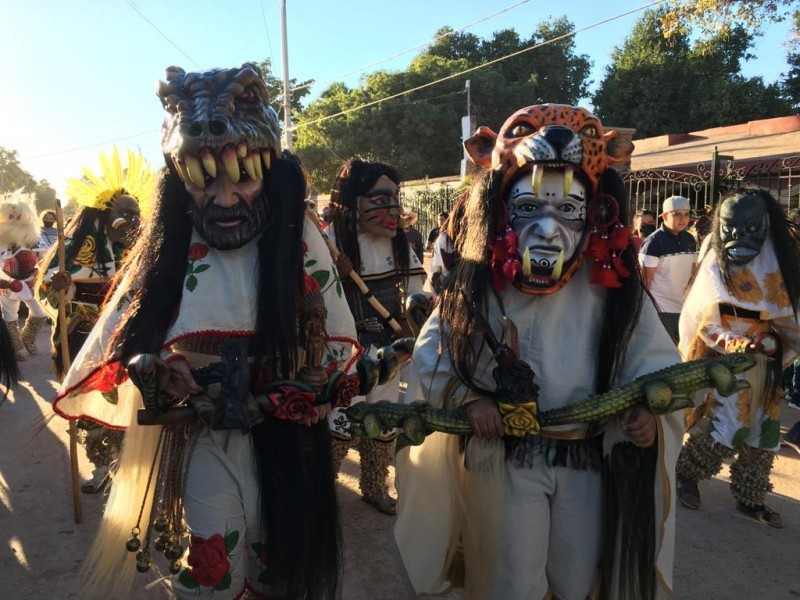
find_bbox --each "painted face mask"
[357,175,401,239]
[465,103,634,294]
[506,167,587,289]
[106,195,142,247]
[719,194,769,265]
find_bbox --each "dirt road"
[0,325,798,599]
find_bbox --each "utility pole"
[460,79,477,180]
[281,0,293,151]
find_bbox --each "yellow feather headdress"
[66,147,157,216]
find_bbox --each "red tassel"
[610,225,630,251]
[611,255,631,278]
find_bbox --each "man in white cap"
[639,195,697,342]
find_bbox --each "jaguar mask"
[465,103,634,294]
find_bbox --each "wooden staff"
[306,209,401,334]
[55,200,83,523]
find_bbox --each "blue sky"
[0,0,793,197]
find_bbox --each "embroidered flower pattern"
[80,361,127,394]
[304,241,342,297]
[250,542,270,584]
[185,243,211,292]
[730,268,763,304]
[764,270,790,309]
[178,530,238,592]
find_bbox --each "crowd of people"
[1,64,798,600]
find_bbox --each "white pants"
[493,460,602,600]
[0,294,46,321]
[173,428,267,599]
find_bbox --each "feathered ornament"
[66,147,157,216]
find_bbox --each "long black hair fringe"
[252,418,341,599]
[600,441,657,600]
[0,319,18,402]
[250,152,341,599]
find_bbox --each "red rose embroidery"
[188,243,209,260]
[268,386,317,425]
[303,272,321,294]
[81,362,126,393]
[187,534,230,588]
[334,373,360,408]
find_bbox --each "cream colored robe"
[395,262,683,599]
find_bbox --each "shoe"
[362,491,397,516]
[784,423,800,447]
[736,502,784,528]
[788,398,800,411]
[677,477,701,510]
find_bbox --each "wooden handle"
[55,200,83,524]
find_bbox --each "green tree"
[782,50,800,109]
[252,59,313,125]
[593,9,792,138]
[0,148,37,193]
[660,0,798,41]
[294,18,591,192]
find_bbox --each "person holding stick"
[325,158,427,514]
[37,146,156,493]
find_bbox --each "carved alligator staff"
[346,353,758,445]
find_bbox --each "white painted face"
[506,167,587,282]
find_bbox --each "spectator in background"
[320,204,333,225]
[37,209,58,252]
[427,194,466,295]
[639,195,697,343]
[401,210,424,263]
[426,211,448,252]
[631,208,655,251]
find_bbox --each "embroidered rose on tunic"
[764,270,790,309]
[80,361,126,393]
[730,268,763,304]
[185,243,211,292]
[186,534,230,588]
[188,242,209,260]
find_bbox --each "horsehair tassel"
[305,208,401,333]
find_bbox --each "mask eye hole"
[509,123,536,138]
[240,88,257,104]
[580,125,599,138]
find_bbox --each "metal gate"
[622,149,800,219]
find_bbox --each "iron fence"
[623,151,800,221]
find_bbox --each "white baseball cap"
[662,195,690,213]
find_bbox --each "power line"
[125,0,201,69]
[290,0,531,94]
[22,131,159,161]
[290,1,665,133]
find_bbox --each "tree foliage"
[593,9,792,138]
[661,0,798,42]
[252,59,313,125]
[293,18,591,192]
[0,147,57,213]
